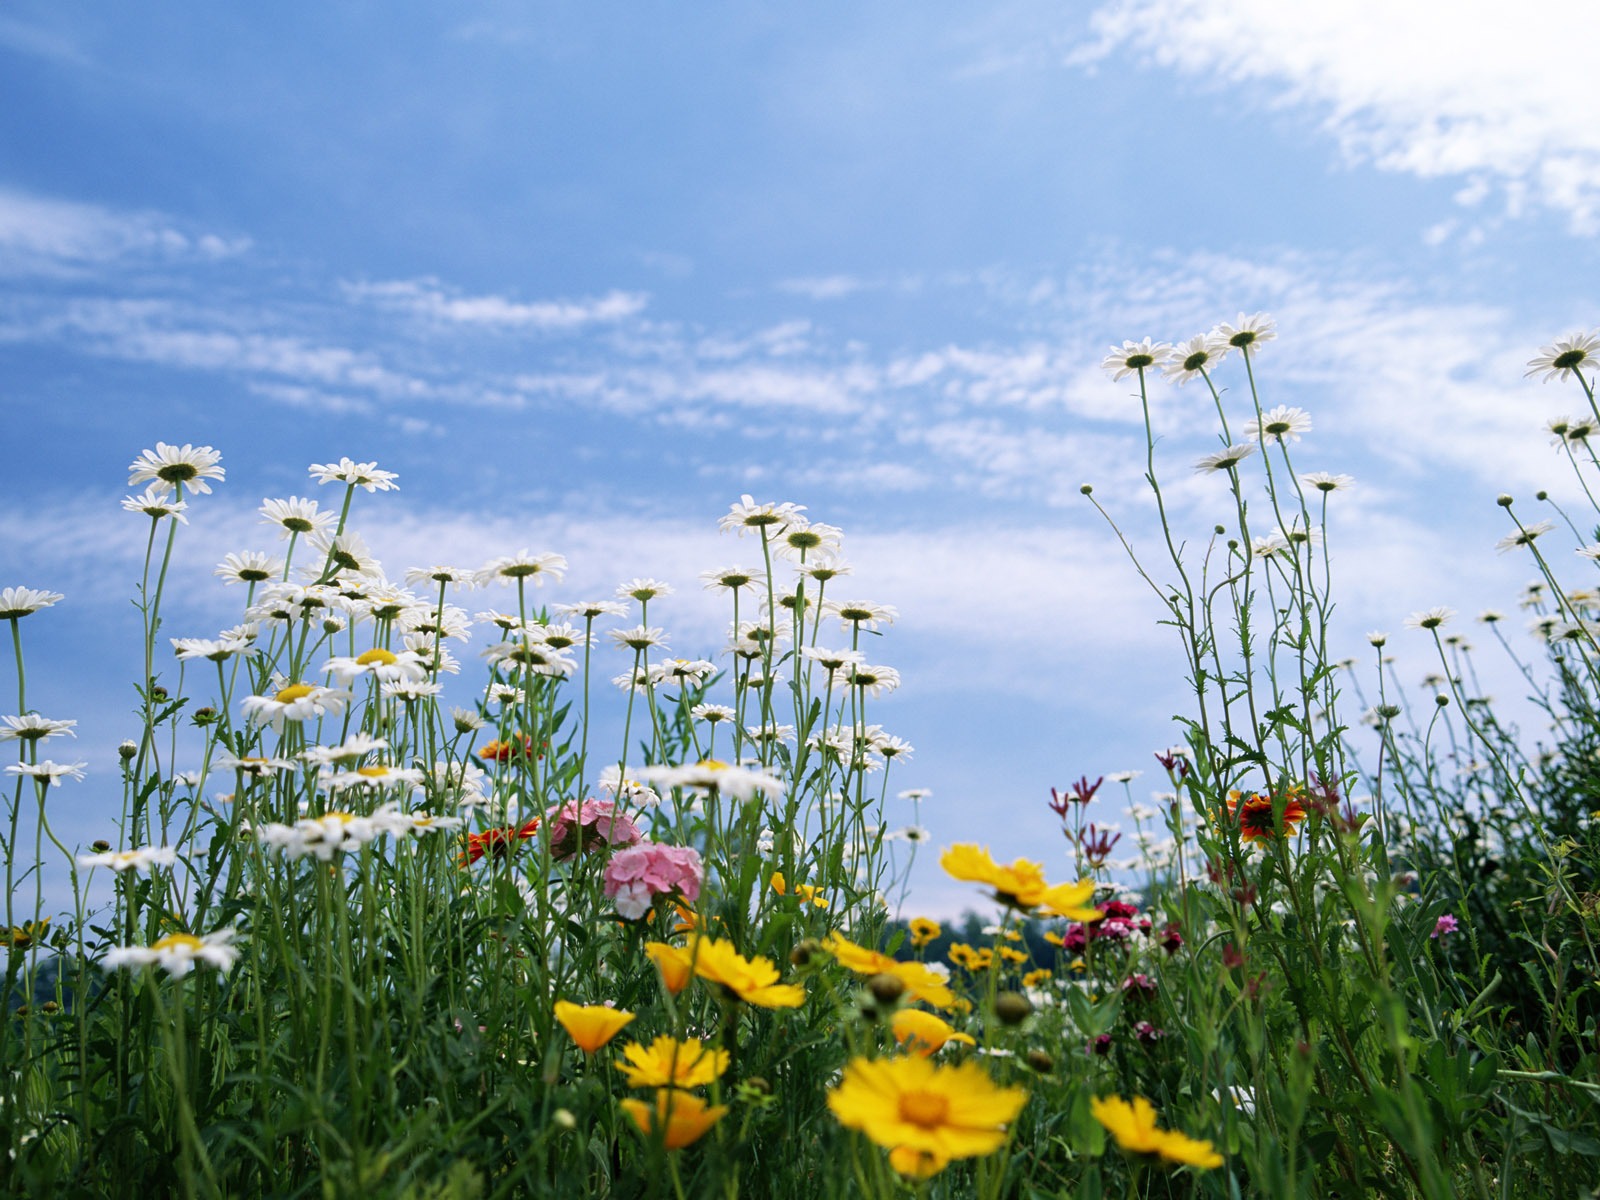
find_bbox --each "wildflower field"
[5,318,1600,1199]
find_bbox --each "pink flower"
[602,841,704,919]
[545,798,643,860]
[1431,914,1459,939]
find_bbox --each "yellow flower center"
[356,648,398,666]
[899,1092,950,1129]
[151,933,204,952]
[356,765,389,778]
[274,683,315,703]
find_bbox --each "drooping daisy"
[1100,338,1172,382]
[308,457,399,491]
[127,443,225,495]
[1242,405,1312,445]
[121,485,189,524]
[1526,331,1600,382]
[0,588,64,619]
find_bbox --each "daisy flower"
[1242,405,1312,444]
[321,764,427,793]
[719,495,806,535]
[213,753,297,777]
[1301,471,1354,493]
[403,565,479,591]
[5,760,87,785]
[310,531,383,579]
[127,443,225,495]
[103,928,239,977]
[1211,312,1276,357]
[1495,521,1555,553]
[259,496,335,539]
[555,599,629,621]
[1404,607,1456,631]
[171,635,253,662]
[121,486,189,524]
[308,457,399,491]
[636,760,786,802]
[1526,331,1600,382]
[240,682,351,731]
[701,566,761,592]
[1194,444,1256,473]
[774,520,843,562]
[0,588,64,619]
[0,715,77,743]
[609,625,669,652]
[324,647,428,686]
[616,577,674,604]
[1101,338,1172,381]
[477,551,568,587]
[77,845,177,873]
[847,664,901,697]
[214,551,283,586]
[828,599,899,632]
[1162,334,1223,385]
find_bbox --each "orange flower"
[460,818,539,866]
[620,1089,728,1150]
[645,941,695,996]
[1225,786,1308,843]
[553,1000,635,1052]
[477,734,534,763]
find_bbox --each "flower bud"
[91,839,111,853]
[867,973,905,1007]
[789,938,822,969]
[552,1108,577,1131]
[118,741,138,761]
[1079,483,1093,495]
[1026,1049,1054,1074]
[994,991,1033,1026]
[1496,494,1514,507]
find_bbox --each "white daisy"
[310,531,383,579]
[121,485,189,524]
[773,520,843,562]
[214,551,283,586]
[77,845,177,873]
[609,625,669,652]
[847,665,900,697]
[324,647,429,686]
[477,550,568,587]
[404,565,480,591]
[1526,331,1600,382]
[827,599,898,632]
[171,635,253,662]
[555,599,630,621]
[103,927,238,976]
[240,682,351,731]
[1301,472,1354,493]
[1211,313,1277,357]
[0,588,64,619]
[259,496,336,539]
[1100,337,1172,381]
[1194,443,1256,473]
[690,703,736,724]
[5,760,87,784]
[615,577,674,603]
[719,495,806,535]
[0,715,76,743]
[127,442,225,495]
[1495,521,1555,553]
[308,457,399,491]
[1243,405,1312,445]
[1404,607,1456,631]
[701,566,761,591]
[635,760,786,802]
[1162,334,1223,385]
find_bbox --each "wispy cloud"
[342,277,647,331]
[1078,0,1600,233]
[0,187,251,277]
[0,16,91,69]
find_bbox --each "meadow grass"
[2,320,1599,1198]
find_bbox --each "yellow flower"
[644,941,694,996]
[909,917,941,947]
[888,1146,949,1179]
[1090,1094,1223,1170]
[822,933,955,1010]
[891,1009,976,1058]
[1038,878,1104,922]
[617,1035,729,1089]
[997,946,1028,965]
[770,870,787,896]
[690,937,806,1008]
[940,844,1051,909]
[620,1089,728,1150]
[795,883,829,909]
[1022,968,1052,988]
[948,943,993,972]
[828,1055,1026,1166]
[553,1001,635,1052]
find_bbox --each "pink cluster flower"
[545,798,643,860]
[602,842,704,919]
[1431,914,1459,939]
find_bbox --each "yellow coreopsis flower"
[821,932,955,1010]
[617,1036,729,1089]
[939,844,1052,910]
[828,1055,1026,1171]
[690,937,805,1008]
[553,1001,635,1052]
[891,1009,976,1058]
[644,941,695,996]
[909,917,941,947]
[1038,878,1104,922]
[1090,1094,1224,1169]
[621,1089,728,1150]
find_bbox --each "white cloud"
[342,277,647,330]
[777,275,866,300]
[1080,0,1600,231]
[0,188,250,277]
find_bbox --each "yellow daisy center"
[356,648,398,666]
[274,683,315,703]
[899,1092,950,1129]
[356,765,389,778]
[151,933,203,952]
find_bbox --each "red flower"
[1225,786,1307,842]
[477,735,535,763]
[461,819,540,866]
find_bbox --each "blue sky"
[5,1,1599,914]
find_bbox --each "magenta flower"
[545,798,643,860]
[603,841,704,919]
[1431,914,1459,939]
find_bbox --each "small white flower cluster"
[252,802,463,860]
